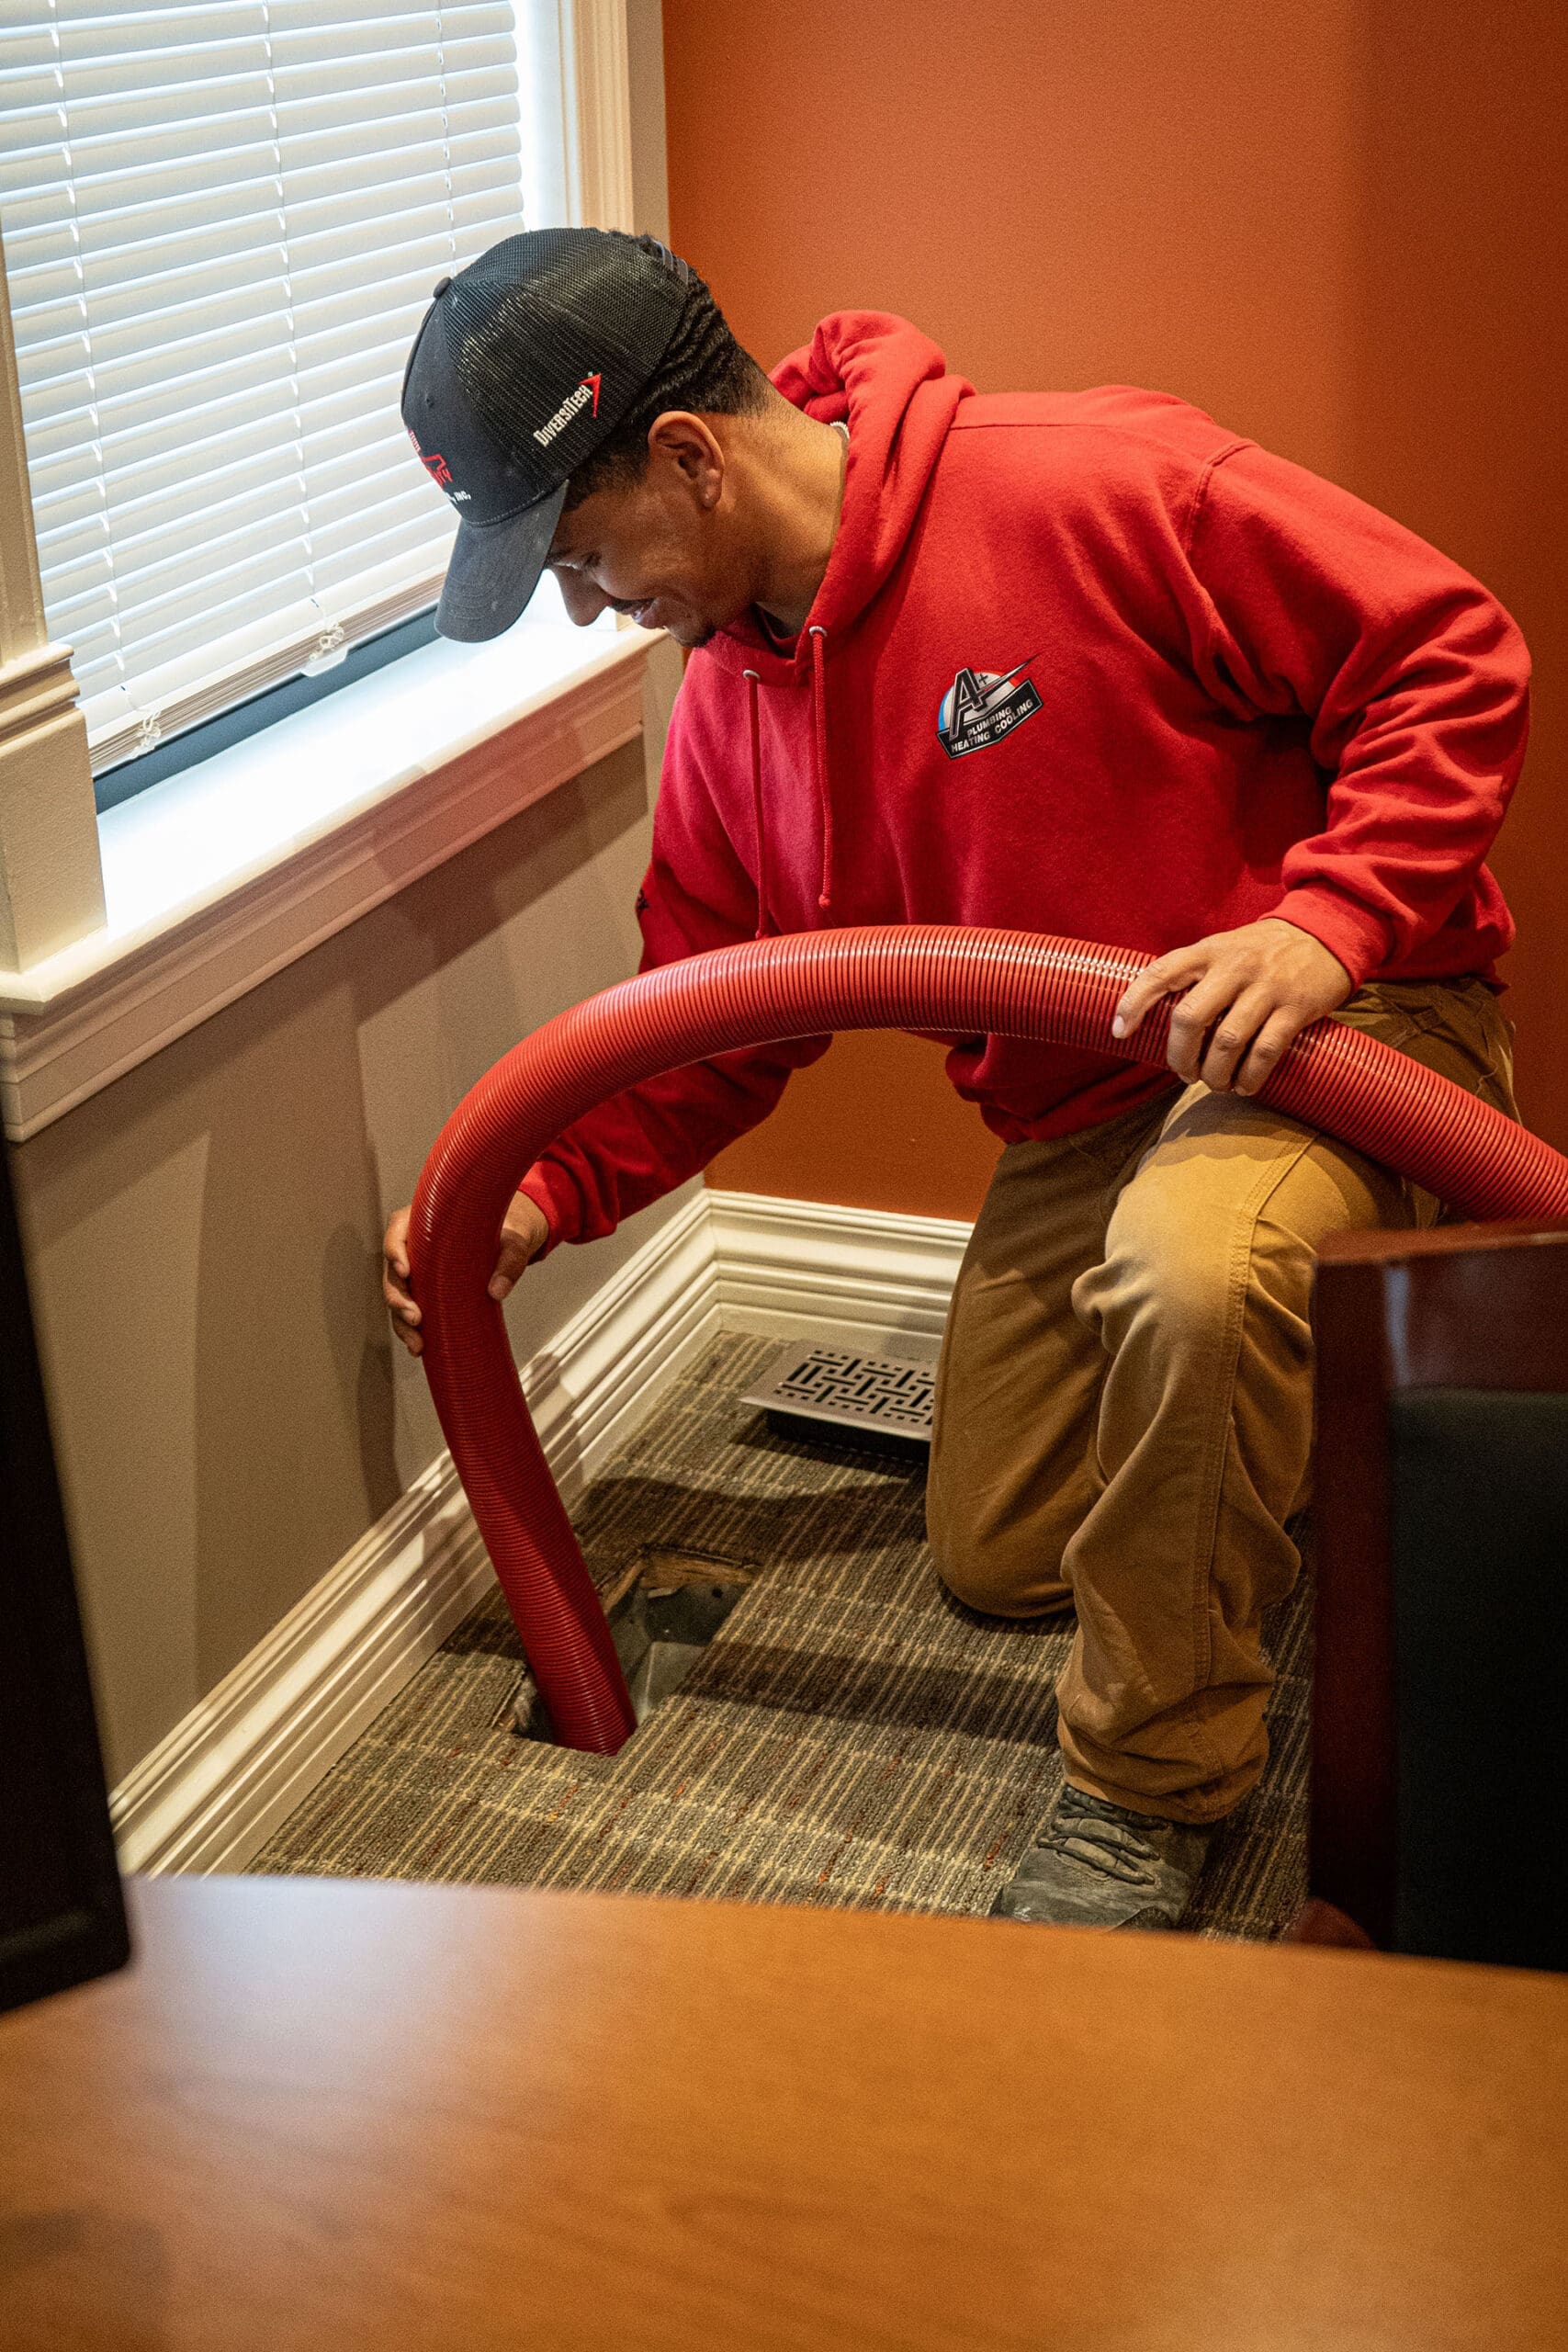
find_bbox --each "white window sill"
[0,613,661,1141]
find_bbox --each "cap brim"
[434,480,570,643]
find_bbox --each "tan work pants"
[926,978,1518,1824]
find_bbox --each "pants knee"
[935,1549,1047,1619]
[1075,1195,1236,1357]
[927,1489,1064,1620]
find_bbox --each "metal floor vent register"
[743,1332,938,1456]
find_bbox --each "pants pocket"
[1331,980,1518,1119]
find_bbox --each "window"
[0,3,569,784]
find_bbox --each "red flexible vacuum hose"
[410,927,1568,1754]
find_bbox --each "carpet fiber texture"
[254,1333,1310,1937]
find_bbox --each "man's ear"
[645,411,724,510]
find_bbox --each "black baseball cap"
[400,229,691,641]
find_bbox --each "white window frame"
[0,0,652,1141]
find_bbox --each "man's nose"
[557,573,609,627]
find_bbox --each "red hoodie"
[520,313,1529,1250]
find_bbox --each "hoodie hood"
[705,311,972,684]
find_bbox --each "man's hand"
[382,1193,551,1358]
[1111,917,1354,1095]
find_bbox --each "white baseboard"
[706,1187,969,1352]
[112,1185,966,1875]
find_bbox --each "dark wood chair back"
[1309,1220,1568,1968]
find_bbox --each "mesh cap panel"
[444,230,688,509]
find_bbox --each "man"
[386,228,1528,1930]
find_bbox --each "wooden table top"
[1,1874,1564,2351]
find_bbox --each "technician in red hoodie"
[389,231,1528,1930]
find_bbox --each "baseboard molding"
[112,1185,967,1876]
[706,1187,970,1352]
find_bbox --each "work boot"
[990,1783,1215,1930]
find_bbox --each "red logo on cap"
[581,372,602,415]
[408,428,454,489]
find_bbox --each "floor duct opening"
[514,1548,757,1738]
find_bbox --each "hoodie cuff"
[1269,887,1391,988]
[516,1162,575,1257]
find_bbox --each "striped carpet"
[253,1332,1311,1937]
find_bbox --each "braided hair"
[563,237,771,509]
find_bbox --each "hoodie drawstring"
[742,667,768,939]
[807,625,834,914]
[743,625,835,934]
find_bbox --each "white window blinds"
[0,2,534,775]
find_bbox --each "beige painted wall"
[15,645,691,1784]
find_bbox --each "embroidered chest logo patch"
[936,659,1043,759]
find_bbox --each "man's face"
[544,423,749,649]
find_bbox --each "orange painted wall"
[662,0,1567,1215]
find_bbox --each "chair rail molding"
[0,217,106,974]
